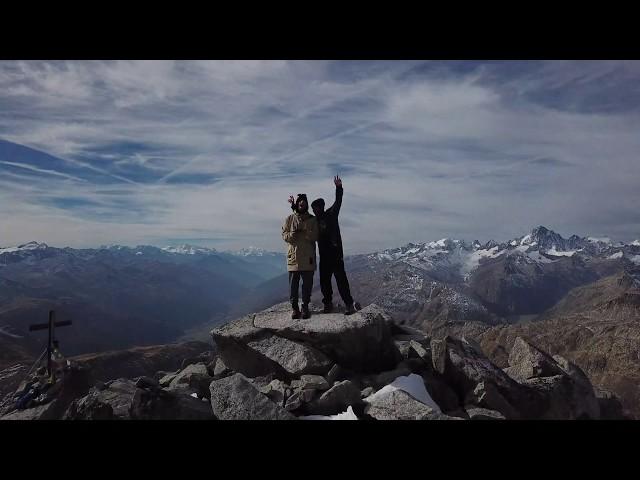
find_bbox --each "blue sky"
[0,60,639,253]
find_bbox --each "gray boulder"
[1,400,59,420]
[364,389,461,420]
[167,363,212,399]
[505,337,565,381]
[259,379,289,408]
[307,380,362,416]
[465,406,506,420]
[64,379,137,420]
[431,336,529,419]
[251,303,401,373]
[211,313,332,379]
[210,373,295,420]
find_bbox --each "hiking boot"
[323,303,333,314]
[291,308,301,319]
[344,303,357,315]
[301,304,311,319]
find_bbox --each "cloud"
[1,60,639,252]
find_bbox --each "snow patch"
[461,246,503,277]
[630,255,640,265]
[607,251,623,260]
[588,237,612,244]
[632,240,640,247]
[546,246,576,257]
[364,374,441,412]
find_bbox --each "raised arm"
[330,175,343,215]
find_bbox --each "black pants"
[319,254,353,307]
[289,271,314,309]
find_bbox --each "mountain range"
[2,225,640,416]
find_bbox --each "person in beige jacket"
[282,193,318,319]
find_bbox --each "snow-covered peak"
[230,246,272,257]
[0,241,49,255]
[631,240,640,247]
[588,237,612,244]
[162,244,217,255]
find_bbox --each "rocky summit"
[0,301,626,420]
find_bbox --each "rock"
[361,387,375,398]
[212,357,232,378]
[1,400,59,420]
[408,340,431,363]
[421,371,461,414]
[159,373,178,387]
[395,341,411,359]
[64,379,137,420]
[285,391,302,411]
[130,388,214,420]
[506,337,565,381]
[247,335,332,377]
[326,364,343,385]
[259,379,289,408]
[373,366,412,389]
[251,302,401,373]
[552,354,592,388]
[211,313,333,379]
[364,389,461,420]
[464,381,521,420]
[181,351,215,370]
[135,376,159,389]
[398,358,431,374]
[167,363,212,399]
[292,375,330,391]
[430,336,528,418]
[521,375,600,420]
[209,373,295,420]
[465,406,506,420]
[595,388,627,419]
[308,380,362,416]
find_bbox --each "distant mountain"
[0,242,285,369]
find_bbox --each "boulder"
[251,303,401,373]
[326,364,343,385]
[395,341,411,359]
[246,335,332,377]
[431,336,528,418]
[64,379,137,420]
[307,380,362,416]
[361,387,375,398]
[465,406,506,420]
[135,376,159,389]
[130,388,214,420]
[159,373,178,387]
[167,363,212,399]
[259,379,289,408]
[372,366,412,389]
[364,389,461,420]
[464,381,522,420]
[209,373,295,420]
[292,375,330,391]
[212,357,232,378]
[521,375,600,420]
[421,371,461,414]
[505,337,565,381]
[595,388,626,420]
[211,313,333,379]
[408,340,432,364]
[1,400,59,420]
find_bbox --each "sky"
[1,60,639,254]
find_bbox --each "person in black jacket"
[288,175,358,315]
